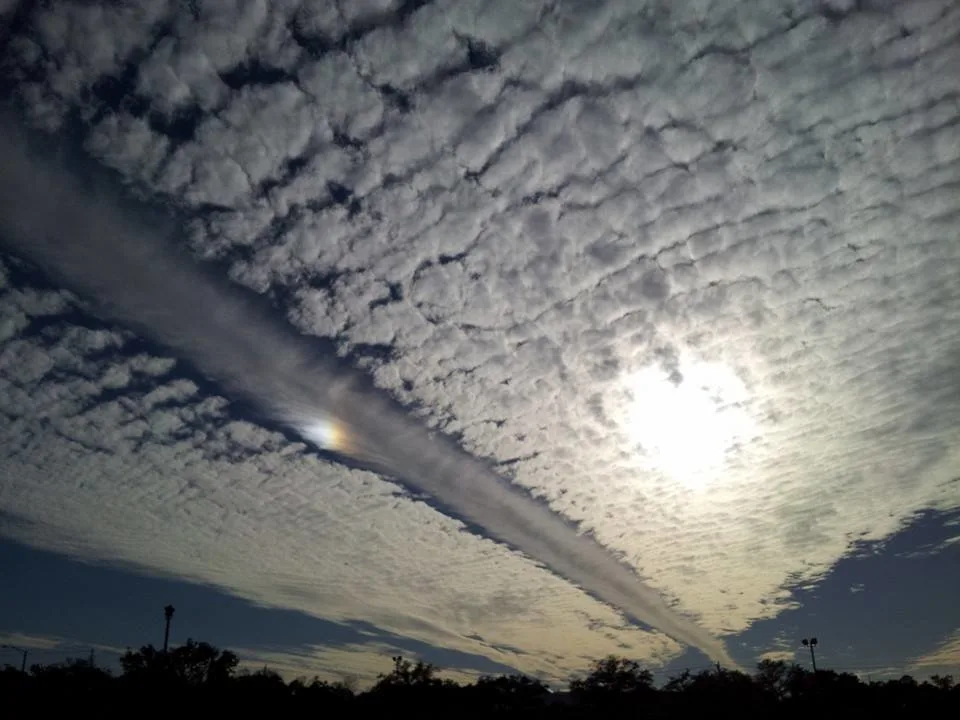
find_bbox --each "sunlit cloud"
[619,359,756,488]
[0,0,958,684]
[300,416,347,454]
[911,630,960,672]
[758,650,797,664]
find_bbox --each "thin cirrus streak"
[0,117,736,668]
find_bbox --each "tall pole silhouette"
[801,637,818,672]
[163,605,175,652]
[1,644,27,672]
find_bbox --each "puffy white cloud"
[2,0,959,680]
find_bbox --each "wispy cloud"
[0,631,125,658]
[236,642,405,686]
[911,630,960,672]
[0,632,63,651]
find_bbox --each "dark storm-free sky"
[1,0,959,685]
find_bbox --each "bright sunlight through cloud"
[301,416,344,453]
[623,362,754,487]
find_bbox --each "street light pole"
[801,637,819,672]
[1,644,28,672]
[163,604,175,653]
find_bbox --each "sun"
[622,361,753,486]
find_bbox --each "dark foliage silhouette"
[1,646,956,719]
[120,639,238,688]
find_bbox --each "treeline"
[1,640,957,718]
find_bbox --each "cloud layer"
[1,0,959,681]
[0,261,683,681]
[912,630,960,675]
[0,112,733,665]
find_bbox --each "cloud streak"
[0,116,734,667]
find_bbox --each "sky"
[0,0,958,687]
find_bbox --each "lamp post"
[801,637,818,672]
[1,644,28,672]
[163,605,175,652]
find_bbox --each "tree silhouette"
[0,645,957,719]
[930,674,955,692]
[569,654,656,715]
[28,657,112,694]
[570,655,654,696]
[120,639,238,688]
[755,658,790,700]
[470,673,550,714]
[373,655,442,690]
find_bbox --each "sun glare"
[301,416,343,453]
[623,362,753,487]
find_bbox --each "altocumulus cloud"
[1,0,959,680]
[0,113,733,666]
[0,266,683,682]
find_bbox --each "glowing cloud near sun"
[301,416,343,452]
[623,361,755,486]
